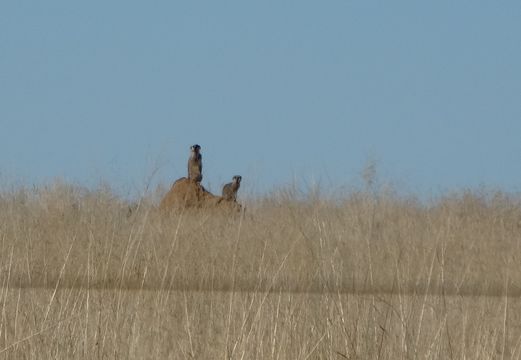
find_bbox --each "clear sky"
[1,1,520,197]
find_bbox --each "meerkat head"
[190,144,201,153]
[233,175,242,185]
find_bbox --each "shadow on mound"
[159,177,241,212]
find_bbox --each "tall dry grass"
[0,180,520,358]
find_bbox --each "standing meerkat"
[187,144,203,182]
[222,175,242,201]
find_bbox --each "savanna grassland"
[0,181,521,359]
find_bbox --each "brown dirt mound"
[159,177,241,212]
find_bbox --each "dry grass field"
[0,181,521,359]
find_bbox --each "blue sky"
[1,1,520,197]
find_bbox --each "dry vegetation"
[0,181,521,358]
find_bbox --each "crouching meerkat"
[188,144,203,182]
[222,175,242,201]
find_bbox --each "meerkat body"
[187,144,203,182]
[222,175,242,201]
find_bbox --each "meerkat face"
[233,176,242,184]
[191,144,201,153]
